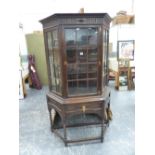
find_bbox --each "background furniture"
[19,68,32,98]
[40,13,111,146]
[114,59,135,90]
[128,66,135,90]
[117,67,129,90]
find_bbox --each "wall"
[26,31,48,85]
[109,24,135,53]
[109,23,135,72]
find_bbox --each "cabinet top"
[40,13,111,25]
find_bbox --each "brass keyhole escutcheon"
[82,105,86,113]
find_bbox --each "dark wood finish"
[128,66,135,90]
[40,13,111,146]
[47,87,110,146]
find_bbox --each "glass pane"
[65,27,99,96]
[88,80,97,93]
[53,49,61,92]
[77,49,87,63]
[52,30,58,47]
[88,72,97,78]
[88,64,97,73]
[67,64,77,80]
[88,48,98,62]
[49,55,56,91]
[78,80,87,93]
[47,32,56,91]
[68,80,89,95]
[103,29,109,86]
[65,29,76,45]
[47,32,53,50]
[52,49,62,92]
[78,64,87,74]
[68,81,77,95]
[77,28,88,45]
[103,30,108,73]
[88,28,98,45]
[78,73,87,79]
[47,31,62,94]
[67,48,76,63]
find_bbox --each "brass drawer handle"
[82,105,86,113]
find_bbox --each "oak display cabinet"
[40,13,111,146]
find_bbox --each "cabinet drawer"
[64,102,102,113]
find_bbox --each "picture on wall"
[117,40,134,60]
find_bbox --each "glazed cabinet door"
[64,26,100,96]
[46,29,62,95]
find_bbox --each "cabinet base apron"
[47,87,111,146]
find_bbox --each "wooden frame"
[117,40,134,60]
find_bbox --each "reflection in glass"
[88,80,97,93]
[103,30,108,73]
[88,28,98,45]
[52,30,58,47]
[77,28,88,45]
[47,32,56,91]
[88,72,97,78]
[88,48,97,62]
[68,81,77,94]
[88,64,97,72]
[65,29,76,45]
[67,64,77,74]
[78,80,87,93]
[68,80,97,95]
[79,80,87,88]
[47,31,61,94]
[89,80,97,87]
[47,32,53,50]
[102,29,109,86]
[67,64,77,80]
[67,48,76,63]
[78,73,87,79]
[78,64,87,73]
